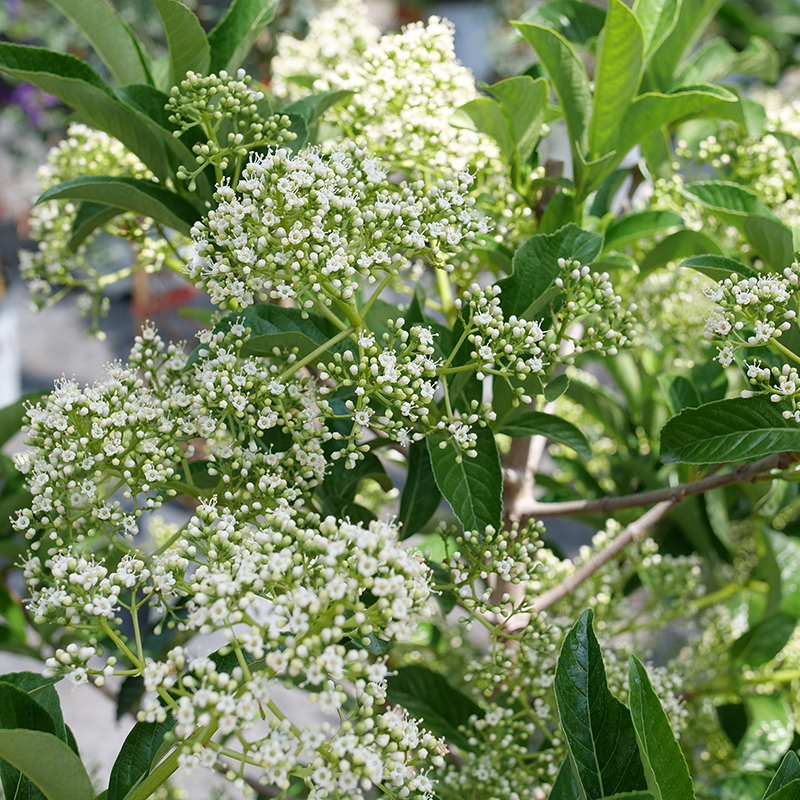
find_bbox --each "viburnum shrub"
[7,1,800,800]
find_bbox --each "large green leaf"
[633,0,680,60]
[107,719,176,800]
[731,613,798,668]
[682,181,780,223]
[282,89,356,127]
[0,730,93,800]
[518,0,606,48]
[385,665,483,752]
[398,441,441,539]
[451,97,515,165]
[603,210,683,252]
[69,201,122,251]
[153,0,210,88]
[498,223,604,320]
[0,44,171,182]
[487,75,549,165]
[744,216,794,271]
[590,0,644,158]
[554,610,647,799]
[500,411,591,459]
[660,396,800,464]
[208,0,280,74]
[427,426,502,534]
[549,760,580,800]
[37,176,199,235]
[46,0,150,85]
[769,780,800,800]
[765,752,800,798]
[680,254,757,281]
[628,656,695,800]
[640,229,724,273]
[514,23,592,166]
[737,694,795,771]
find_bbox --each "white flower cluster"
[189,145,487,308]
[19,123,186,331]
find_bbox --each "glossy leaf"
[385,665,483,752]
[69,201,122,251]
[0,730,93,800]
[769,780,800,800]
[501,411,591,459]
[554,610,646,799]
[398,441,441,539]
[737,694,794,770]
[0,44,171,181]
[633,0,680,60]
[518,0,606,48]
[765,752,800,798]
[498,223,604,320]
[107,719,176,800]
[603,210,683,252]
[153,0,210,88]
[661,396,800,464]
[628,656,695,800]
[680,254,757,281]
[731,613,798,668]
[427,426,502,534]
[46,0,150,85]
[37,176,198,235]
[591,0,644,158]
[208,0,280,74]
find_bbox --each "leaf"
[0,673,72,752]
[764,752,800,798]
[208,0,280,75]
[744,216,794,271]
[518,0,606,49]
[640,229,724,274]
[769,780,800,800]
[682,180,778,222]
[680,254,757,281]
[385,665,483,752]
[0,44,171,182]
[0,730,93,800]
[501,411,591,459]
[554,610,647,799]
[37,176,199,236]
[549,760,580,800]
[737,694,794,771]
[545,374,571,403]
[660,396,800,464]
[427,426,502,534]
[514,23,592,168]
[46,0,150,85]
[451,97,515,165]
[633,0,680,60]
[603,210,684,252]
[282,89,356,127]
[69,201,122,251]
[487,75,549,165]
[628,656,695,800]
[0,390,48,450]
[153,0,210,88]
[590,0,645,158]
[322,451,392,502]
[732,613,797,668]
[498,223,604,320]
[107,718,176,800]
[398,441,441,539]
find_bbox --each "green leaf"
[107,719,176,800]
[398,441,441,539]
[628,656,695,800]
[322,451,392,502]
[514,23,592,166]
[0,390,48,450]
[501,411,590,459]
[682,181,780,223]
[737,694,794,770]
[744,216,795,271]
[640,229,724,274]
[0,730,93,800]
[0,673,72,752]
[769,780,800,800]
[153,0,210,88]
[660,396,800,464]
[451,97,515,165]
[549,760,580,800]
[37,176,199,235]
[282,89,356,127]
[647,0,724,90]
[385,665,483,752]
[518,0,606,49]
[764,752,800,798]
[208,0,280,75]
[0,588,27,646]
[680,254,757,281]
[677,37,738,85]
[603,210,683,252]
[633,0,680,60]
[46,0,150,85]
[590,0,645,158]
[554,610,647,799]
[69,201,122,251]
[486,75,549,164]
[427,426,502,534]
[0,44,171,182]
[498,223,604,320]
[731,613,798,668]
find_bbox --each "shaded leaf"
[603,210,683,252]
[640,229,724,273]
[544,374,571,403]
[765,752,800,798]
[208,0,280,75]
[398,441,441,539]
[107,718,176,800]
[549,760,580,800]
[501,411,590,459]
[69,201,122,251]
[732,613,797,668]
[518,0,606,48]
[0,390,49,450]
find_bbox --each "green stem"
[280,325,357,380]
[771,337,800,367]
[98,619,142,669]
[436,268,456,325]
[360,270,397,320]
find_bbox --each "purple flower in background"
[0,82,58,128]
[6,0,20,18]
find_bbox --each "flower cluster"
[166,69,294,188]
[19,123,188,332]
[188,145,488,308]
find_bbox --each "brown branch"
[512,452,796,522]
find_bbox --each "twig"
[513,452,796,521]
